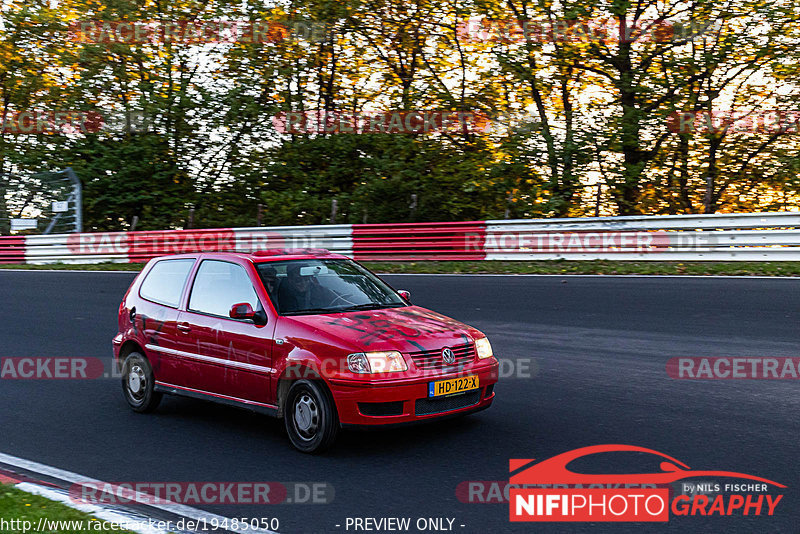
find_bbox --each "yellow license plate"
[428,375,479,397]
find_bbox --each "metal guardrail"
[16,226,353,265]
[483,212,800,261]
[486,212,800,231]
[2,212,800,264]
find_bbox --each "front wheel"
[121,352,162,413]
[284,380,339,453]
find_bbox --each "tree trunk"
[614,34,648,215]
[703,137,721,213]
[0,181,8,236]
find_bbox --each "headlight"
[347,351,408,373]
[347,353,370,373]
[475,337,494,359]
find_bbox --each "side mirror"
[230,302,256,320]
[230,302,268,326]
[398,290,411,302]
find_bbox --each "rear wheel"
[284,380,339,453]
[121,352,162,413]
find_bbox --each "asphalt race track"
[1,270,798,533]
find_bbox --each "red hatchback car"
[113,250,498,452]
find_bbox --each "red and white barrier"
[0,236,26,264]
[352,221,485,261]
[3,212,800,264]
[20,225,353,265]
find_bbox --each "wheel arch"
[276,364,336,420]
[117,340,146,371]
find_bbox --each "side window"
[189,260,259,318]
[139,258,195,307]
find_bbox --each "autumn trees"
[0,0,798,231]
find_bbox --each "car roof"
[150,250,348,264]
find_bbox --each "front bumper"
[328,360,499,426]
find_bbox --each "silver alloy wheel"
[127,364,146,400]
[293,393,320,441]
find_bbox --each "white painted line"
[0,452,278,534]
[15,482,167,534]
[0,452,96,484]
[378,273,800,280]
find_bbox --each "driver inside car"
[277,263,336,313]
[261,266,279,296]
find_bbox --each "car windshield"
[256,259,407,316]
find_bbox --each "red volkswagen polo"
[113,250,498,453]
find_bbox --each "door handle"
[177,323,192,333]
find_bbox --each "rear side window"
[139,259,195,307]
[189,260,260,318]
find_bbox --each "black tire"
[121,352,162,413]
[284,380,339,453]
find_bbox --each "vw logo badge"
[442,347,456,364]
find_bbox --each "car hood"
[285,305,483,353]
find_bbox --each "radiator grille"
[415,390,482,415]
[408,343,476,371]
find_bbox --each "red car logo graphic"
[510,444,785,487]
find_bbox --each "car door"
[136,257,197,386]
[175,259,277,405]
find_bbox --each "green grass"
[2,259,800,276]
[0,485,136,533]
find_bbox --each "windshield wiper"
[283,303,405,316]
[338,303,406,312]
[282,308,342,316]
